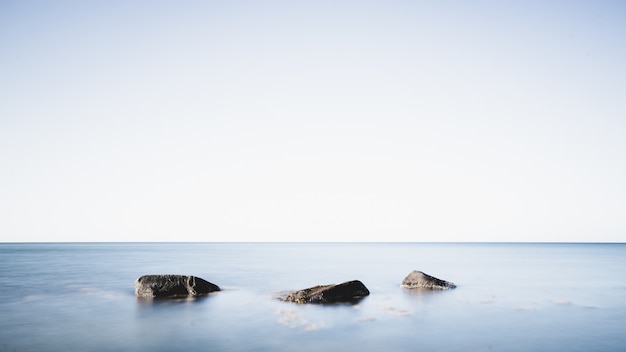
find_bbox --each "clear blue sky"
[1,0,625,242]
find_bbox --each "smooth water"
[0,242,624,351]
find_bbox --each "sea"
[0,242,624,351]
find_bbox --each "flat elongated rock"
[282,280,370,304]
[401,271,456,290]
[135,275,220,298]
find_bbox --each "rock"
[282,280,370,304]
[135,275,220,298]
[401,271,456,290]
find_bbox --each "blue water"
[0,242,624,351]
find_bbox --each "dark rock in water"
[135,275,220,298]
[282,280,370,304]
[401,271,456,290]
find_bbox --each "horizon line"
[1,240,624,244]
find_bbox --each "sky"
[1,0,625,242]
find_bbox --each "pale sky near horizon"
[1,0,625,242]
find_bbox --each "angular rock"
[135,275,220,298]
[282,280,370,304]
[401,270,456,290]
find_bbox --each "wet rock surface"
[401,271,456,290]
[135,275,220,298]
[282,280,370,304]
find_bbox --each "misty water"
[0,242,624,351]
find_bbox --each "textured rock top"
[401,271,456,290]
[282,280,370,304]
[135,275,220,298]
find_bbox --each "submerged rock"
[282,280,370,304]
[401,271,456,290]
[135,275,220,298]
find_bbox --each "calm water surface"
[0,242,624,351]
